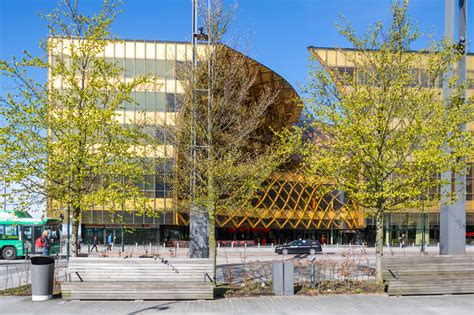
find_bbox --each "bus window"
[3,225,19,239]
[0,225,4,236]
[45,224,61,241]
[22,226,33,243]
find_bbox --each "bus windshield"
[44,220,61,241]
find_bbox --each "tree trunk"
[208,203,216,282]
[70,208,80,257]
[375,209,384,283]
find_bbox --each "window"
[125,59,134,78]
[135,59,145,76]
[145,60,155,76]
[155,60,166,79]
[144,175,155,191]
[166,93,176,112]
[121,92,135,110]
[467,164,473,201]
[156,93,166,112]
[467,70,474,89]
[135,92,146,111]
[165,60,175,79]
[0,225,4,236]
[145,92,155,111]
[1,225,19,239]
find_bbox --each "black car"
[275,239,322,255]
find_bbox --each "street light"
[421,193,425,253]
[121,175,125,252]
[67,204,70,260]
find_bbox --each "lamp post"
[67,204,71,260]
[421,193,425,252]
[121,175,125,252]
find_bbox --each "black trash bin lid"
[31,256,55,265]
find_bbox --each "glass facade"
[48,39,191,243]
[310,47,474,245]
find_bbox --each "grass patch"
[216,282,273,298]
[216,280,384,298]
[296,280,384,295]
[0,282,62,297]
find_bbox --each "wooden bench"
[382,255,474,296]
[61,257,213,300]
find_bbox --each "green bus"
[0,216,61,260]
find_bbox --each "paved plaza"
[1,294,473,314]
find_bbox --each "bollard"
[149,242,152,254]
[271,243,273,249]
[135,242,138,251]
[349,243,352,250]
[231,242,234,250]
[336,243,339,248]
[310,256,316,289]
[218,242,220,249]
[258,242,260,249]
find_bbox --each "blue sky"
[0,0,467,94]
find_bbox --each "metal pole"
[121,176,125,252]
[191,0,197,201]
[3,180,6,211]
[421,193,425,252]
[67,204,70,260]
[440,0,467,255]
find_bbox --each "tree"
[301,1,471,282]
[173,0,298,276]
[0,0,159,256]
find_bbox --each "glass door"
[22,225,33,255]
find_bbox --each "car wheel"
[309,248,316,255]
[282,248,288,255]
[2,246,17,260]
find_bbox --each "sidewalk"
[1,294,473,314]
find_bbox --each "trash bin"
[272,261,294,296]
[31,256,55,301]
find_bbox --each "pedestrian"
[41,230,51,256]
[91,235,99,252]
[320,235,327,245]
[106,233,113,251]
[399,233,406,248]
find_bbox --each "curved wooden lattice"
[176,166,364,230]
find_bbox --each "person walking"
[399,233,406,248]
[91,235,99,252]
[41,230,51,256]
[106,233,113,251]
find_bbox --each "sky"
[0,0,469,214]
[0,0,466,93]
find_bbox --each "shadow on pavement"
[128,301,175,314]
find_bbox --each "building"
[309,46,474,247]
[47,38,363,245]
